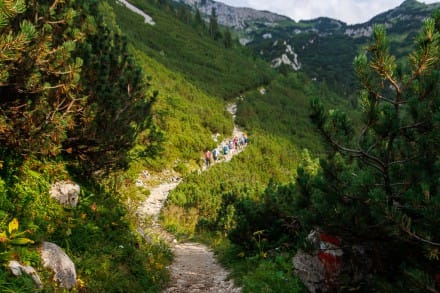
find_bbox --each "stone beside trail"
[137,103,244,292]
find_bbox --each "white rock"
[135,179,145,187]
[271,53,301,70]
[50,181,80,207]
[41,242,77,289]
[292,252,326,292]
[8,260,43,288]
[142,170,150,178]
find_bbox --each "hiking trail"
[136,103,244,292]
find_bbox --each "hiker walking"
[233,136,238,149]
[228,140,234,154]
[212,148,219,162]
[204,149,212,168]
[242,134,248,145]
[223,144,229,156]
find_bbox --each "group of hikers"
[203,133,248,168]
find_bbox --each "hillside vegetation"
[110,0,274,99]
[0,0,173,291]
[0,0,438,292]
[0,0,288,290]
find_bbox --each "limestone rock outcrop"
[8,260,43,288]
[49,181,80,207]
[41,241,77,289]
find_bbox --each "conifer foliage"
[0,0,85,156]
[209,7,220,40]
[66,1,153,171]
[309,16,440,289]
[0,0,153,170]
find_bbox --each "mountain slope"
[110,0,275,100]
[248,0,440,94]
[178,0,440,95]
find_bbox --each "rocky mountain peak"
[175,0,290,29]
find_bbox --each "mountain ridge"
[178,0,440,29]
[174,0,439,92]
[176,0,290,29]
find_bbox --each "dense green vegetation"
[0,0,169,290]
[1,0,438,291]
[305,19,440,290]
[110,0,274,100]
[129,48,234,171]
[235,73,355,153]
[161,9,440,292]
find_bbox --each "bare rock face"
[41,242,77,289]
[50,181,80,207]
[176,0,289,29]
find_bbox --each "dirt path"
[137,103,244,292]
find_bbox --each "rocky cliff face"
[178,0,440,37]
[176,0,289,29]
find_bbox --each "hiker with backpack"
[223,144,229,156]
[212,148,219,162]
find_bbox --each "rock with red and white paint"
[293,230,343,292]
[293,230,372,292]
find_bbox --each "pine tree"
[223,28,232,48]
[177,2,191,24]
[0,1,154,171]
[65,1,154,171]
[309,17,440,289]
[193,7,204,28]
[209,7,219,40]
[0,0,85,156]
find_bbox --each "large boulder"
[293,230,371,292]
[49,181,80,207]
[41,241,77,289]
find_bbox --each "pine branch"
[321,128,386,174]
[389,156,419,166]
[49,0,60,12]
[401,227,440,247]
[378,94,407,105]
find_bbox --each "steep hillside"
[129,48,234,171]
[109,0,274,100]
[2,0,437,292]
